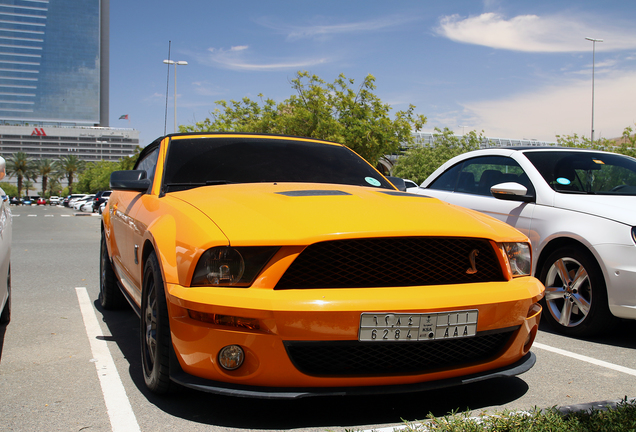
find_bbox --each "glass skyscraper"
[0,0,138,169]
[0,0,105,125]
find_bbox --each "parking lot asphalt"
[1,204,635,432]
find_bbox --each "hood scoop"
[276,190,352,197]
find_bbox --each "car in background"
[73,195,94,210]
[21,198,32,206]
[64,194,87,207]
[0,157,12,325]
[9,197,20,206]
[101,133,543,398]
[92,190,111,213]
[411,147,636,337]
[48,196,60,206]
[79,200,94,212]
[403,179,418,189]
[36,197,47,205]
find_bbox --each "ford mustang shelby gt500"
[100,133,544,398]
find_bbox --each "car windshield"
[524,150,636,195]
[162,136,394,192]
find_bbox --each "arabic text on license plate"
[358,310,478,342]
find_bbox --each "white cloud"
[461,70,636,141]
[256,15,417,40]
[436,13,636,52]
[197,46,329,71]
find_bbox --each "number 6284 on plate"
[358,310,478,342]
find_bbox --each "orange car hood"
[168,183,525,245]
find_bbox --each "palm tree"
[23,179,33,197]
[47,173,63,197]
[6,152,34,198]
[34,158,54,197]
[56,155,85,194]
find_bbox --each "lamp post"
[163,59,188,133]
[585,37,603,145]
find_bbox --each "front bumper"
[169,351,536,399]
[166,278,543,392]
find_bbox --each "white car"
[0,157,12,325]
[72,195,94,210]
[411,147,636,336]
[67,194,89,208]
[48,196,60,206]
[79,201,94,212]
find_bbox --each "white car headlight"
[500,242,532,277]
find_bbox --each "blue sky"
[109,0,636,146]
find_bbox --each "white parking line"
[533,342,636,376]
[75,287,141,432]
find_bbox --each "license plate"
[358,310,478,342]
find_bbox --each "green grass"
[357,398,636,432]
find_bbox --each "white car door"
[418,155,536,239]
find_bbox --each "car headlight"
[500,242,532,277]
[191,246,279,287]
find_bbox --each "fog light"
[218,345,244,370]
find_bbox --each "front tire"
[539,247,616,337]
[141,251,172,394]
[99,232,126,309]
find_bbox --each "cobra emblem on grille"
[466,249,479,274]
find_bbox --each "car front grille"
[284,329,516,376]
[275,237,505,289]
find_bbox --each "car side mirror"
[110,170,151,192]
[491,182,535,203]
[386,176,407,192]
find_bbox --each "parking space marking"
[76,287,141,432]
[533,342,636,376]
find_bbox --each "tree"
[556,125,636,158]
[47,174,63,197]
[55,155,85,195]
[76,160,119,193]
[34,158,54,197]
[181,71,427,166]
[118,145,142,171]
[6,152,34,197]
[0,182,18,198]
[392,128,484,184]
[23,179,33,197]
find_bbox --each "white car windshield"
[524,150,636,195]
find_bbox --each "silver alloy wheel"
[543,256,592,328]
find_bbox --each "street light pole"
[163,59,188,133]
[585,37,603,146]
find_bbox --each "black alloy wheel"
[99,232,126,309]
[140,251,172,393]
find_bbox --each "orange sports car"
[100,133,544,398]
